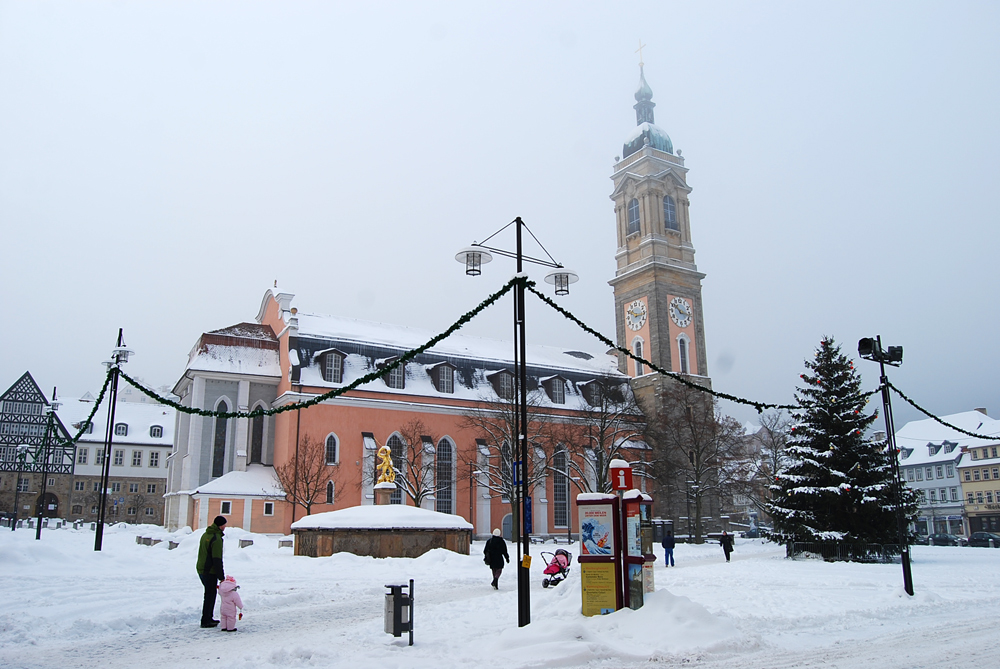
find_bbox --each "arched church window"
[212,401,228,478]
[326,480,335,504]
[633,339,644,376]
[677,335,690,374]
[325,434,339,465]
[627,198,640,235]
[387,434,406,504]
[436,438,454,514]
[553,446,569,528]
[250,413,264,464]
[664,195,678,231]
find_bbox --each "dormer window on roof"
[150,425,163,439]
[580,381,603,407]
[900,447,913,460]
[381,358,405,390]
[541,376,566,404]
[319,349,346,384]
[943,440,957,453]
[114,423,128,437]
[928,443,941,456]
[488,370,515,400]
[428,362,456,394]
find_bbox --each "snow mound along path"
[488,583,741,666]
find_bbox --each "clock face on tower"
[669,297,692,328]
[626,300,647,331]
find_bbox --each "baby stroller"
[541,548,572,588]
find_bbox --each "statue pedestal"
[374,482,395,506]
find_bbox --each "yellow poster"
[580,562,618,616]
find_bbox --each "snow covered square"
[2,524,998,669]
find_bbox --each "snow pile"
[291,504,474,530]
[193,465,283,496]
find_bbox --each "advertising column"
[576,493,621,616]
[622,490,655,610]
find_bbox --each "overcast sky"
[2,1,997,429]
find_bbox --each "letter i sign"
[611,466,633,491]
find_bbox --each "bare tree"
[555,378,646,494]
[461,390,552,539]
[128,493,147,524]
[645,382,745,543]
[735,410,792,520]
[274,434,342,518]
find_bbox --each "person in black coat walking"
[720,530,734,562]
[661,531,675,567]
[483,528,510,589]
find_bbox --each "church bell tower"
[609,63,711,404]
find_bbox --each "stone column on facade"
[242,497,253,531]
[234,380,250,472]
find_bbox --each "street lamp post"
[457,217,577,628]
[858,335,913,596]
[95,329,133,551]
[10,445,29,532]
[35,390,61,540]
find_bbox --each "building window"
[993,468,1000,480]
[132,450,142,467]
[75,481,85,491]
[127,507,136,516]
[490,371,515,400]
[929,490,937,502]
[626,198,640,235]
[925,467,933,479]
[553,447,569,528]
[47,477,54,487]
[220,501,232,515]
[147,484,156,494]
[96,449,104,466]
[906,468,914,482]
[501,442,512,503]
[17,477,28,492]
[323,351,344,384]
[92,481,100,492]
[581,382,603,407]
[387,435,406,504]
[974,470,981,481]
[976,491,984,504]
[678,336,690,374]
[72,504,83,514]
[664,195,678,231]
[916,469,923,481]
[111,482,122,493]
[212,401,229,478]
[435,365,455,394]
[987,491,994,504]
[77,448,88,465]
[545,377,566,405]
[263,502,274,516]
[326,480,335,504]
[145,507,154,516]
[950,487,959,501]
[946,464,954,478]
[633,339,644,376]
[114,423,128,437]
[436,438,454,514]
[129,483,139,493]
[90,505,98,514]
[993,447,999,458]
[113,450,124,467]
[149,451,159,468]
[965,470,972,482]
[917,490,926,503]
[250,414,264,464]
[83,422,93,434]
[985,469,992,481]
[325,434,338,466]
[150,425,163,438]
[385,362,405,389]
[935,465,943,479]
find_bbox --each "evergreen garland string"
[115,277,521,419]
[46,366,114,450]
[888,381,999,440]
[524,283,879,413]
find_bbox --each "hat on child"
[224,575,237,583]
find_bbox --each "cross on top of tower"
[635,39,646,67]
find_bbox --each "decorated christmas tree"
[767,336,916,543]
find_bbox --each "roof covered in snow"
[290,504,473,531]
[192,465,283,497]
[184,323,281,379]
[895,410,1000,466]
[56,398,176,446]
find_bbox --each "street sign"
[610,465,633,491]
[513,460,522,485]
[524,496,533,534]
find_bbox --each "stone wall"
[293,527,471,558]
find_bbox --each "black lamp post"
[35,390,60,541]
[457,216,578,628]
[858,335,913,596]
[10,444,29,532]
[95,329,132,552]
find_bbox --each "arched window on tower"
[627,198,640,235]
[632,338,644,376]
[677,335,690,374]
[664,195,678,231]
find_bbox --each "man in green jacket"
[197,515,227,628]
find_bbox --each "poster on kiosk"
[576,493,621,616]
[622,489,655,610]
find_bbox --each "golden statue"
[375,444,396,484]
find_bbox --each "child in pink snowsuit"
[218,575,243,632]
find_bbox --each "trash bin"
[383,580,414,646]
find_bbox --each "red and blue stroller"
[541,548,572,588]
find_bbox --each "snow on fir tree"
[767,336,917,544]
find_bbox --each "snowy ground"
[1,524,998,669]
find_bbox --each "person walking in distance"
[661,530,675,567]
[720,530,734,563]
[197,515,227,627]
[483,528,510,590]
